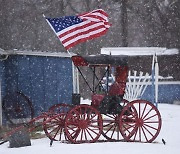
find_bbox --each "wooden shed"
[0,49,79,125]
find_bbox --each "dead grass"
[0,125,47,140]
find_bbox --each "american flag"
[45,9,111,50]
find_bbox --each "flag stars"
[47,16,83,33]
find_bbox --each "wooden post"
[72,64,79,94]
[151,54,156,106]
[155,55,159,107]
[0,80,2,126]
[151,54,159,107]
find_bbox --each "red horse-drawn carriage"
[1,54,162,144]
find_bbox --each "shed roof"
[101,47,179,56]
[0,48,73,58]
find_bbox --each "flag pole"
[43,14,58,36]
[67,50,72,57]
[43,14,72,56]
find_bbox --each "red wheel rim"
[43,113,67,141]
[64,104,103,144]
[101,99,129,141]
[48,103,72,114]
[119,100,162,143]
[2,91,34,125]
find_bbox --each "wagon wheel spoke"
[139,126,142,142]
[141,107,153,120]
[70,128,81,140]
[43,114,66,141]
[127,125,138,140]
[122,122,136,132]
[58,127,64,141]
[102,114,123,141]
[141,126,149,142]
[86,128,94,140]
[143,123,159,131]
[144,121,160,123]
[143,113,158,121]
[103,121,115,128]
[48,125,59,134]
[104,123,115,135]
[64,105,102,143]
[53,126,61,139]
[122,123,136,136]
[110,123,118,139]
[142,125,154,137]
[84,129,88,141]
[88,113,97,121]
[104,114,116,119]
[80,129,84,141]
[119,100,162,143]
[132,126,138,141]
[130,105,138,119]
[67,125,78,132]
[140,103,147,119]
[2,91,34,125]
[88,124,101,130]
[87,127,100,136]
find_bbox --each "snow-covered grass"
[1,103,180,154]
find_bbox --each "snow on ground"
[1,103,180,154]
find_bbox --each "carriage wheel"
[43,113,67,141]
[46,103,72,142]
[101,99,129,141]
[64,104,103,144]
[119,100,162,143]
[48,103,72,114]
[2,91,34,125]
[101,114,122,141]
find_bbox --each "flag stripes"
[45,9,111,50]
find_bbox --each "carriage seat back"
[108,82,126,96]
[109,66,128,96]
[91,94,105,109]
